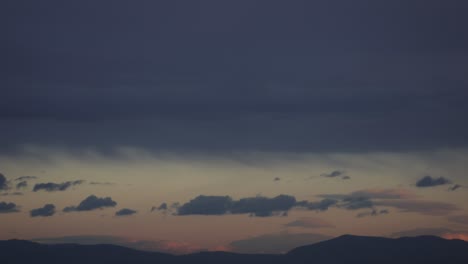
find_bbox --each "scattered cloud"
[321,170,345,178]
[284,217,335,229]
[152,202,168,212]
[63,195,117,212]
[176,194,296,217]
[416,175,451,187]
[0,173,9,191]
[297,199,338,211]
[448,215,468,225]
[0,201,19,213]
[375,200,459,216]
[448,184,462,191]
[89,181,114,186]
[229,232,331,254]
[16,181,28,189]
[356,209,389,218]
[0,192,23,196]
[33,180,84,192]
[30,204,56,217]
[14,176,38,181]
[115,208,137,216]
[390,228,468,242]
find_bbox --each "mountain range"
[1,235,467,264]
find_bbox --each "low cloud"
[356,209,389,218]
[297,199,338,211]
[30,204,56,217]
[285,217,335,229]
[448,184,462,191]
[375,200,459,215]
[416,176,451,187]
[229,232,331,254]
[0,201,19,213]
[274,177,281,182]
[0,192,23,196]
[63,195,117,212]
[89,181,114,186]
[115,208,137,216]
[0,173,9,191]
[33,180,84,192]
[321,170,344,178]
[16,181,28,189]
[391,228,468,241]
[152,203,168,212]
[14,176,38,181]
[448,215,468,225]
[176,194,296,217]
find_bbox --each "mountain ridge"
[1,235,468,264]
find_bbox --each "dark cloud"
[356,209,389,218]
[2,1,468,154]
[89,181,114,186]
[285,217,335,229]
[416,175,451,187]
[14,176,38,181]
[298,199,338,212]
[342,176,351,180]
[177,195,232,216]
[0,173,9,191]
[448,184,462,191]
[115,208,137,216]
[16,180,27,189]
[33,180,84,192]
[448,215,468,225]
[321,170,344,178]
[274,177,281,182]
[375,200,459,216]
[30,204,56,217]
[176,194,296,217]
[152,202,168,212]
[63,195,117,212]
[230,195,297,217]
[390,228,468,238]
[229,232,331,254]
[0,201,19,213]
[0,192,23,196]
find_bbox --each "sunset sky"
[1,0,468,254]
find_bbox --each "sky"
[1,0,468,254]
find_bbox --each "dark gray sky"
[2,0,468,154]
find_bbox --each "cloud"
[14,176,38,181]
[229,232,331,254]
[16,181,27,189]
[448,184,462,191]
[319,188,416,200]
[89,181,114,186]
[356,209,389,218]
[390,228,468,240]
[230,195,297,217]
[0,192,23,196]
[152,202,168,212]
[298,199,339,211]
[176,194,296,217]
[274,177,281,181]
[177,195,232,216]
[63,195,117,212]
[284,217,335,229]
[0,201,19,213]
[342,176,351,180]
[375,200,459,215]
[115,208,137,216]
[321,170,345,178]
[30,204,56,217]
[0,173,9,190]
[448,215,468,225]
[33,180,84,192]
[416,175,451,187]
[32,235,203,255]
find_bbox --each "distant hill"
[2,235,468,264]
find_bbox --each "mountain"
[1,235,468,264]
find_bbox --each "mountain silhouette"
[2,235,468,264]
